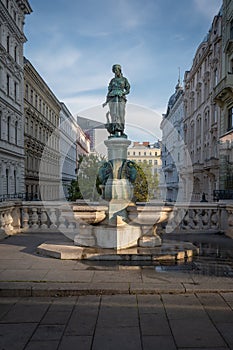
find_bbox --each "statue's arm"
[124,78,130,95]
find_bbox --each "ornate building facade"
[214,0,233,198]
[24,58,61,200]
[182,13,222,202]
[160,80,185,202]
[60,103,90,199]
[0,0,32,200]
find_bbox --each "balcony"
[214,74,233,106]
[203,157,219,170]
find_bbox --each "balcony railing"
[213,190,233,201]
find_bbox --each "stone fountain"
[37,65,198,261]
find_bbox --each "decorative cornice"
[15,0,32,15]
[0,2,27,43]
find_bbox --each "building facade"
[24,58,61,200]
[127,141,161,175]
[160,80,185,202]
[214,0,233,198]
[127,141,161,199]
[182,13,222,202]
[76,115,108,156]
[59,103,79,199]
[0,0,32,200]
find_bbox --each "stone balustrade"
[0,201,78,239]
[0,201,233,239]
[166,203,231,236]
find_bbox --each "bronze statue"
[103,64,130,137]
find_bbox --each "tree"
[68,154,106,201]
[133,162,159,202]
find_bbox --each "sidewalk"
[0,233,233,350]
[0,232,233,296]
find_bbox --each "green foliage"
[133,162,159,202]
[68,154,106,201]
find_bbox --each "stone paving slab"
[0,294,232,350]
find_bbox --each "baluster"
[22,207,29,230]
[11,208,20,232]
[49,208,57,229]
[5,211,13,233]
[31,207,39,229]
[40,208,49,230]
[0,212,6,234]
[210,209,218,229]
[58,209,66,230]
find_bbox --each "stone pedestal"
[104,137,131,161]
[93,222,142,249]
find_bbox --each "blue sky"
[24,0,222,141]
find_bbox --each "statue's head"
[112,64,122,75]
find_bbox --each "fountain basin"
[73,202,173,250]
[127,203,173,225]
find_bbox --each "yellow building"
[127,141,161,175]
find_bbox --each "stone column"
[104,137,133,222]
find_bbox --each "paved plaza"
[0,232,233,349]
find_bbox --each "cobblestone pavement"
[0,293,233,350]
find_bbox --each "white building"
[183,13,222,201]
[59,103,79,199]
[0,0,32,200]
[160,80,185,202]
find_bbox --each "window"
[14,170,16,194]
[230,19,233,39]
[14,81,17,101]
[15,121,18,144]
[30,89,33,104]
[6,169,9,195]
[7,116,10,142]
[14,45,17,62]
[7,74,10,96]
[25,84,29,100]
[6,35,10,53]
[228,107,233,131]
